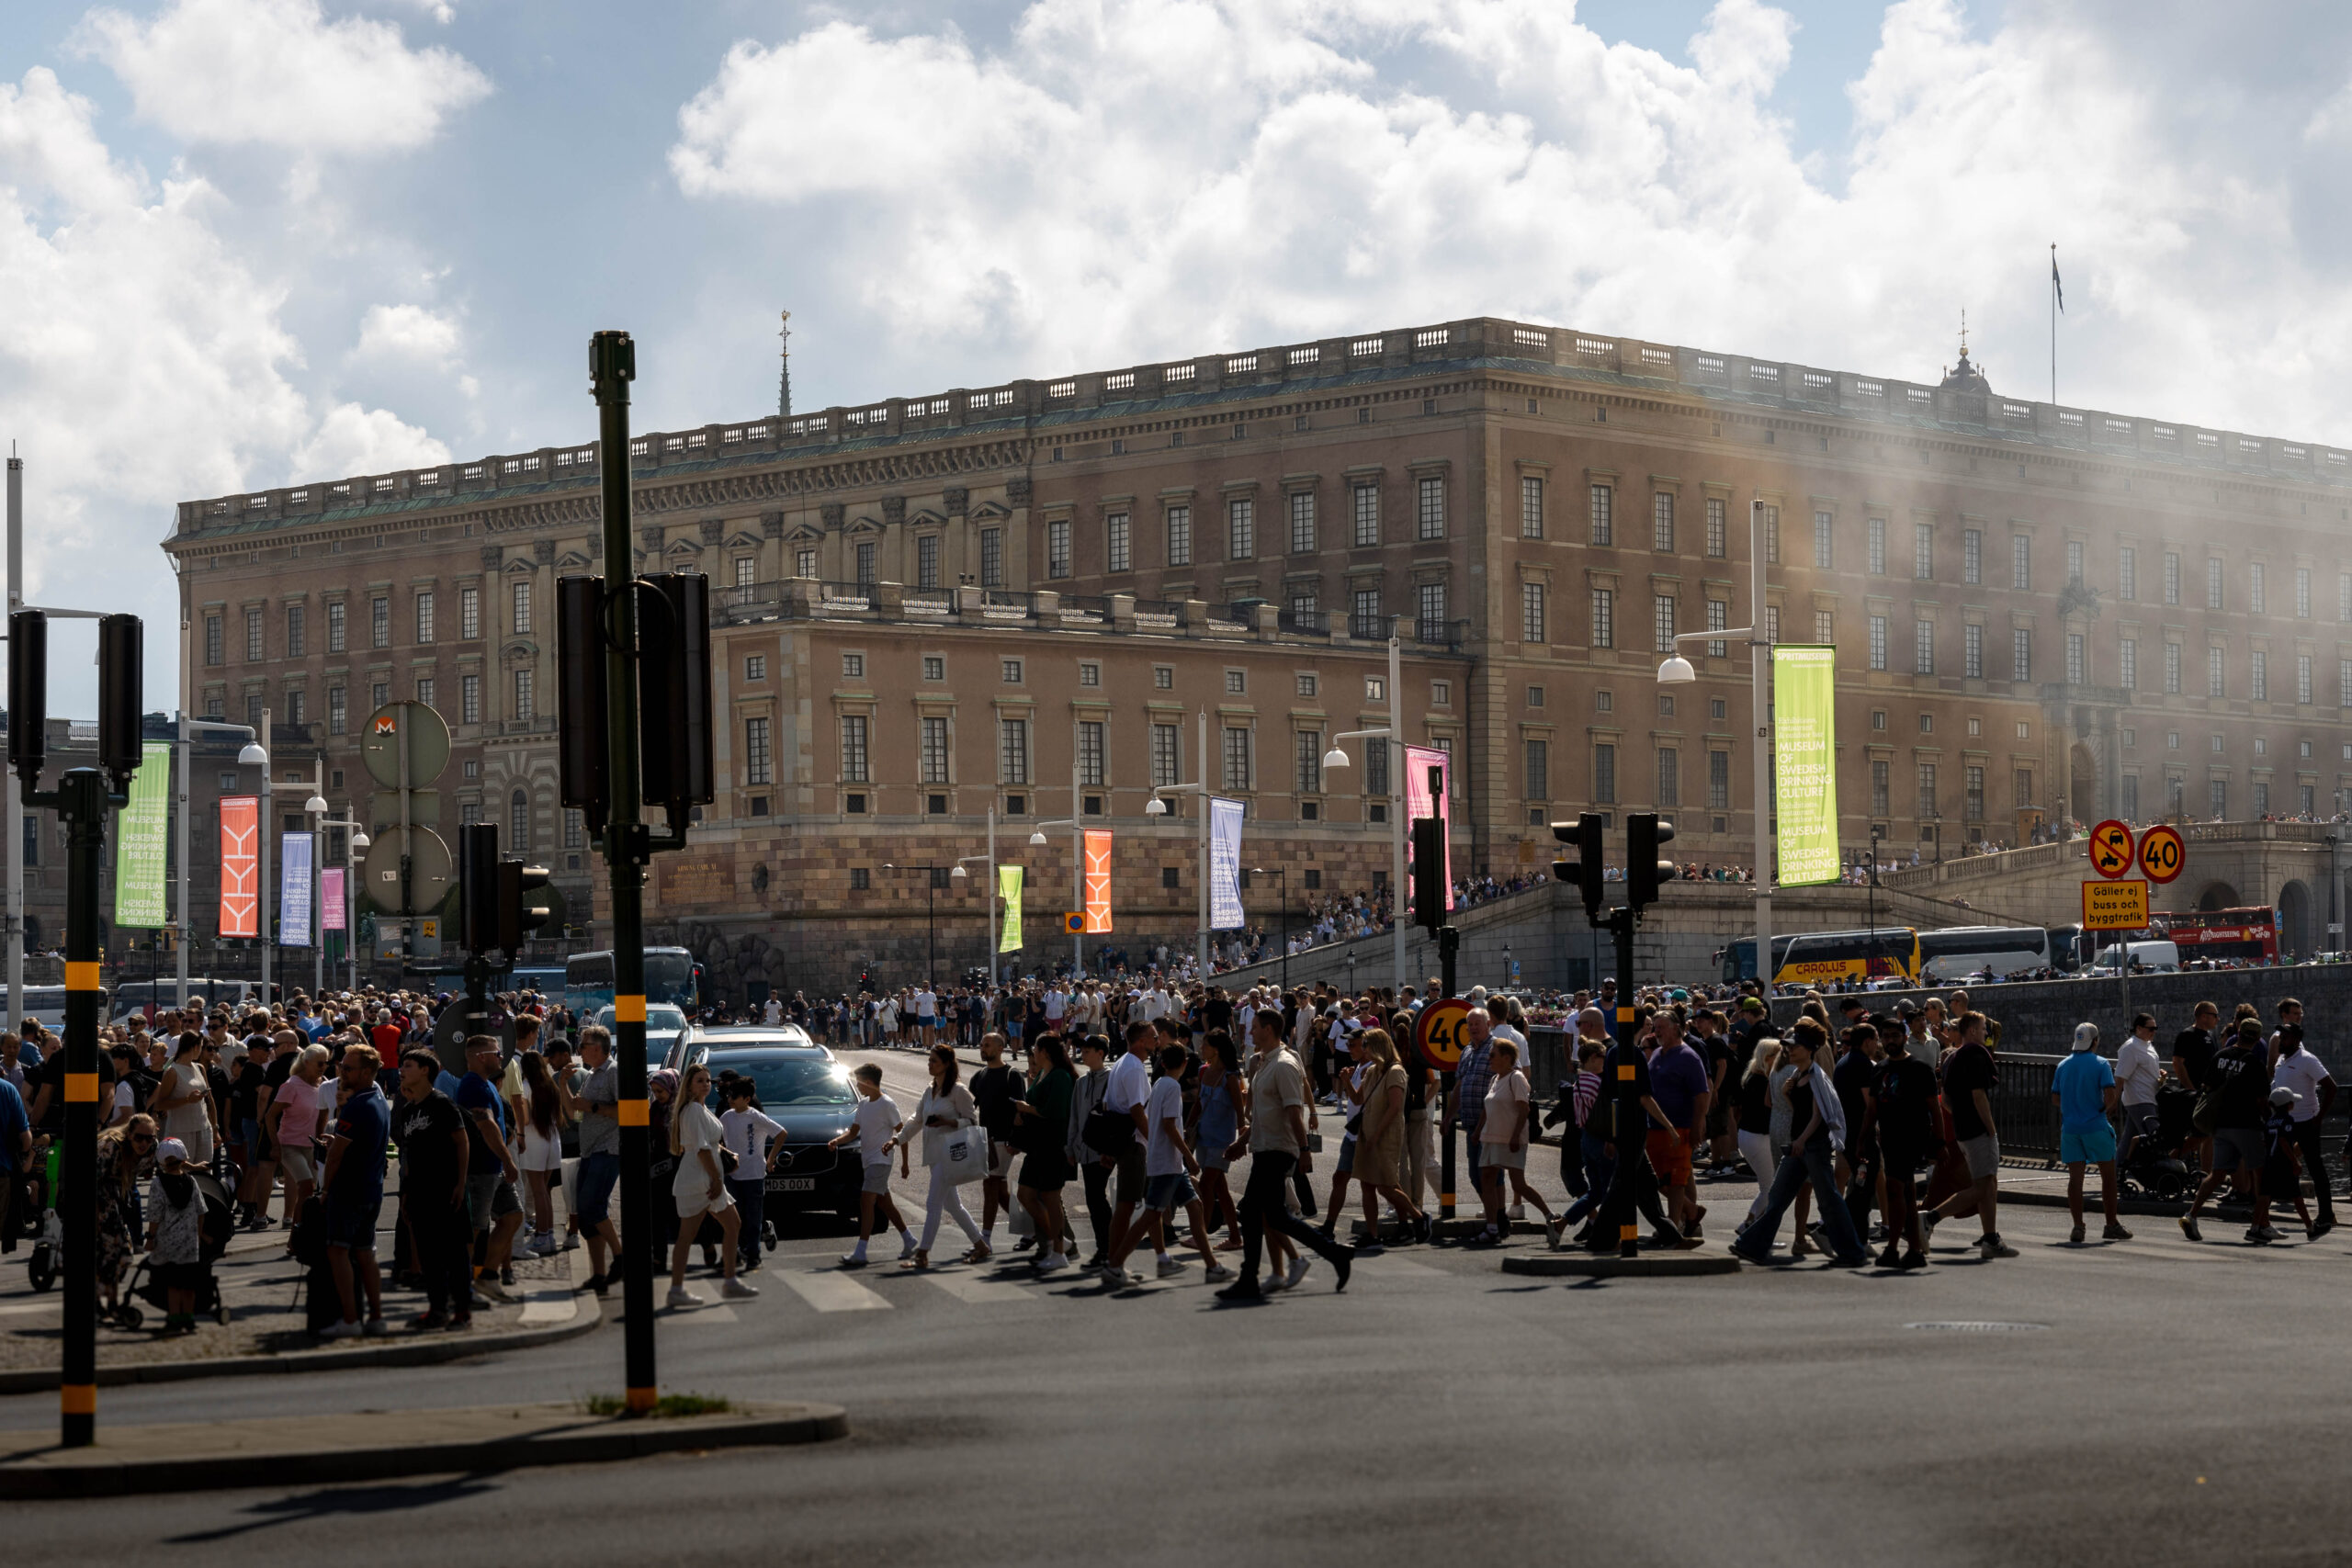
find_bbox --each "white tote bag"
[941,1123,989,1184]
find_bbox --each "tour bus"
[2147,907,2282,966]
[565,947,702,1015]
[1718,928,1922,987]
[1916,926,2074,983]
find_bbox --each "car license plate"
[768,1177,817,1192]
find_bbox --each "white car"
[594,1002,691,1063]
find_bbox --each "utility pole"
[6,452,20,1026]
[11,609,141,1447]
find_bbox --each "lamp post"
[1146,708,1213,977]
[951,846,989,985]
[1029,814,1082,979]
[169,704,255,1011]
[240,716,326,1006]
[311,810,368,993]
[882,863,956,987]
[1250,866,1288,991]
[1657,497,1774,992]
[1867,823,1883,987]
[1318,626,1408,992]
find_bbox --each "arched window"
[510,788,529,853]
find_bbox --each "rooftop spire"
[778,310,792,421]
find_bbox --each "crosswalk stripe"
[671,1303,740,1324]
[779,1268,895,1313]
[921,1270,1032,1304]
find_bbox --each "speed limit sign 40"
[2139,823,2186,885]
[1415,998,1471,1074]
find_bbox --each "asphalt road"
[6,1045,2350,1565]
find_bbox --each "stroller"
[21,1141,62,1293]
[118,1168,236,1332]
[2120,1083,2199,1202]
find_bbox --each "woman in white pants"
[900,1044,986,1269]
[1736,1039,1783,1226]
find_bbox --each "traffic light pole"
[591,333,659,1416]
[1438,922,1458,1221]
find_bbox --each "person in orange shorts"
[1644,1011,1713,1242]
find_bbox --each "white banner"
[1208,796,1245,930]
[279,831,313,947]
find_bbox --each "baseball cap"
[1894,998,1920,1018]
[1739,997,1765,1012]
[156,1137,189,1166]
[2271,1085,2298,1106]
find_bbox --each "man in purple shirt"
[1645,1012,1713,1242]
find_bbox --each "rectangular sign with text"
[2082,878,2150,931]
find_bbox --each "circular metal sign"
[2087,818,2135,879]
[360,700,452,792]
[362,824,453,917]
[1415,998,1471,1073]
[2138,823,2187,886]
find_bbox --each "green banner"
[114,739,174,929]
[998,865,1024,953]
[1772,646,1839,887]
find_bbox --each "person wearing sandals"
[1351,1029,1428,1252]
[899,1044,988,1269]
[1193,1030,1248,1250]
[667,1064,756,1307]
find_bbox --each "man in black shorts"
[1871,1022,1942,1268]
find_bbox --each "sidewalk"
[0,1399,847,1498]
[0,1167,597,1394]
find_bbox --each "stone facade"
[162,315,2352,997]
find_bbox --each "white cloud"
[288,400,449,479]
[354,302,464,367]
[76,0,490,153]
[667,0,2352,444]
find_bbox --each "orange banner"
[220,795,259,938]
[1083,829,1114,933]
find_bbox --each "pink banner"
[1405,746,1451,915]
[219,795,258,938]
[1083,830,1113,933]
[321,866,346,932]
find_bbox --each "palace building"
[164,315,2352,995]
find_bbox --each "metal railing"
[1278,607,1329,636]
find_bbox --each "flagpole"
[2050,242,2057,403]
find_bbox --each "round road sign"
[2138,823,2186,886]
[362,824,453,916]
[360,700,452,791]
[1415,998,1471,1074]
[2087,818,2135,878]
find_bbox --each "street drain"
[1905,1321,2048,1333]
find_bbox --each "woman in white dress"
[515,1050,567,1255]
[667,1063,756,1307]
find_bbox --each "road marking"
[669,1303,740,1325]
[0,1303,60,1317]
[779,1268,896,1313]
[922,1270,1031,1304]
[1362,1256,1446,1278]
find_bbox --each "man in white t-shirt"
[2271,1018,2335,1234]
[828,1063,914,1266]
[762,995,783,1026]
[2113,1011,2164,1163]
[1044,987,1068,1029]
[1088,1027,1153,1280]
[913,986,939,1048]
[1104,1042,1230,1285]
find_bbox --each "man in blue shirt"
[0,1075,28,1254]
[2051,1022,2129,1245]
[319,1044,392,1337]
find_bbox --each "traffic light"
[96,614,142,792]
[496,858,554,955]
[555,575,610,835]
[7,608,45,793]
[458,821,499,956]
[1627,813,1676,913]
[1410,816,1447,931]
[638,571,714,814]
[1553,813,1607,923]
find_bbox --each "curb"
[1501,1251,1742,1278]
[0,1400,848,1499]
[0,1272,604,1399]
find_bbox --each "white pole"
[985,805,996,988]
[1071,748,1082,977]
[1389,631,1405,993]
[259,705,272,1007]
[5,452,21,1028]
[1195,708,1209,978]
[1751,501,1773,995]
[312,764,323,1000]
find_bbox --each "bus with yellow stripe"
[1717,928,1922,987]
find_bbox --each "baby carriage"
[118,1168,236,1332]
[2120,1083,2199,1202]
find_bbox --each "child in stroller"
[130,1138,233,1334]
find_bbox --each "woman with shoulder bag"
[903,1044,988,1269]
[1351,1029,1428,1251]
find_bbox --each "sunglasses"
[130,1134,156,1145]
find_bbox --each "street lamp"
[1250,866,1289,991]
[310,798,368,994]
[1320,618,1408,993]
[1658,497,1775,994]
[236,711,328,1008]
[1146,708,1214,977]
[1866,823,1883,988]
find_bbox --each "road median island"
[0,1399,849,1499]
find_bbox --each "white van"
[2088,940,2181,976]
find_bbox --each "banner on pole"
[998,865,1024,953]
[279,831,313,947]
[1404,745,1453,914]
[113,740,173,929]
[1208,797,1245,929]
[321,866,347,933]
[219,795,259,938]
[1772,645,1840,887]
[1082,829,1114,933]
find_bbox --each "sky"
[7,0,2352,708]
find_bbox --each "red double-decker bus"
[2149,907,2281,965]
